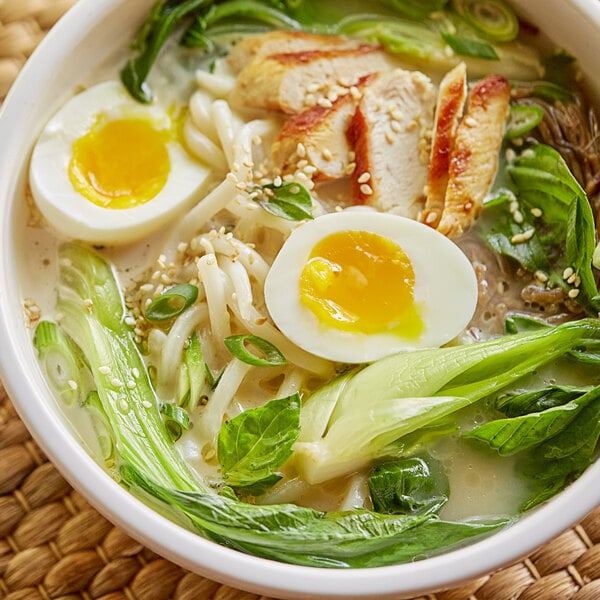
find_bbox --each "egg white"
[264,211,478,363]
[29,80,211,245]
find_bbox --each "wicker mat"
[3,2,600,600]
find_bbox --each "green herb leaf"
[145,284,198,322]
[256,182,313,221]
[218,394,301,491]
[121,0,211,103]
[478,144,600,315]
[224,335,286,366]
[368,455,449,516]
[441,32,499,60]
[160,403,191,441]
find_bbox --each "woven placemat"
[3,2,600,599]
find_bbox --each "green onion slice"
[224,335,286,367]
[160,402,191,441]
[145,284,198,321]
[452,0,519,42]
[505,104,544,140]
[441,32,499,60]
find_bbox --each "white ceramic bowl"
[2,2,600,598]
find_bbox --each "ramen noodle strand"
[189,91,220,142]
[218,255,254,321]
[184,116,228,171]
[212,99,244,167]
[209,235,270,284]
[276,368,307,399]
[195,70,236,98]
[200,357,253,443]
[196,253,231,353]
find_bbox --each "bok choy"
[294,318,600,484]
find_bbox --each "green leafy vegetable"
[121,0,212,103]
[505,104,544,139]
[496,385,591,417]
[45,243,509,568]
[441,32,499,60]
[478,144,600,314]
[452,0,519,42]
[218,394,301,493]
[224,334,287,366]
[466,384,600,508]
[33,320,92,406]
[177,332,206,410]
[255,182,314,221]
[124,463,507,568]
[368,455,449,516]
[294,318,600,484]
[145,283,199,321]
[160,402,192,441]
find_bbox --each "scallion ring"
[505,104,544,140]
[160,403,191,441]
[453,0,519,42]
[145,283,198,321]
[224,335,286,367]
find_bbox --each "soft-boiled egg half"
[29,80,211,245]
[264,211,478,363]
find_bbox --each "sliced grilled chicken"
[421,62,467,229]
[232,45,396,114]
[347,69,436,218]
[227,31,360,74]
[271,77,372,181]
[437,75,511,238]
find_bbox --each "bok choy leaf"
[294,318,600,484]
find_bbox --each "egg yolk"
[299,230,424,338]
[69,118,170,210]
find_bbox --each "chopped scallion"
[224,335,286,366]
[145,284,198,322]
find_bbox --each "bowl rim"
[2,1,600,598]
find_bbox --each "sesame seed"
[385,130,395,144]
[505,149,517,162]
[273,175,283,187]
[511,228,535,244]
[140,283,154,293]
[99,366,111,375]
[563,267,574,280]
[390,120,403,133]
[521,149,535,159]
[83,298,93,309]
[119,399,129,412]
[513,210,524,224]
[348,151,356,161]
[574,275,581,288]
[317,98,333,108]
[567,273,577,285]
[531,207,543,218]
[132,368,140,379]
[425,211,438,225]
[534,270,549,283]
[346,162,357,175]
[322,148,333,161]
[296,143,306,158]
[68,380,78,391]
[568,288,580,299]
[296,159,308,169]
[465,116,477,127]
[357,172,371,184]
[360,184,374,196]
[255,316,268,325]
[142,400,153,409]
[126,380,136,389]
[303,165,317,175]
[226,172,238,183]
[125,316,136,327]
[307,82,320,93]
[111,378,124,388]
